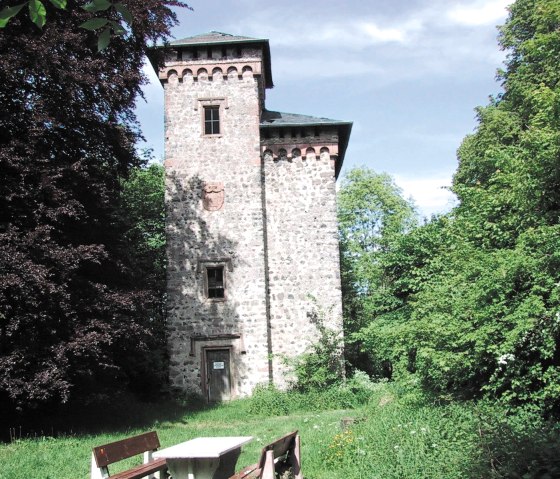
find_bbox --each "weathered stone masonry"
[151,32,352,400]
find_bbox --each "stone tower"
[151,32,352,401]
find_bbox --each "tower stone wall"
[261,135,343,387]
[154,32,350,400]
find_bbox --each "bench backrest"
[93,431,161,468]
[257,430,298,469]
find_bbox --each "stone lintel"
[189,333,245,356]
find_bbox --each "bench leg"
[292,435,303,479]
[261,450,275,479]
[91,452,109,479]
[143,451,161,479]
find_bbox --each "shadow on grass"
[0,392,219,442]
[467,406,560,479]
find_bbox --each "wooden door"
[205,349,232,402]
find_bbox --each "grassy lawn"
[1,381,558,479]
[0,397,355,479]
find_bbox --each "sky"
[136,0,513,217]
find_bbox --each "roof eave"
[336,122,353,179]
[260,121,353,128]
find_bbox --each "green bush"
[285,297,345,392]
[248,384,291,416]
[474,402,560,478]
[247,373,377,417]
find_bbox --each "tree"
[0,1,192,51]
[119,161,167,399]
[357,0,560,415]
[0,0,182,412]
[337,167,417,375]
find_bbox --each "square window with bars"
[204,106,220,135]
[206,266,225,299]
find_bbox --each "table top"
[153,436,253,459]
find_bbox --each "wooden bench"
[91,431,168,479]
[229,430,302,479]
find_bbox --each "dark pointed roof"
[260,110,352,177]
[170,31,262,46]
[260,110,352,128]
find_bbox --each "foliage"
[350,0,560,418]
[0,0,179,412]
[247,375,375,417]
[248,384,291,416]
[121,161,166,298]
[337,167,417,375]
[319,380,560,479]
[285,298,345,391]
[474,402,560,478]
[118,161,168,399]
[0,0,192,51]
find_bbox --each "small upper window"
[206,266,225,299]
[204,106,220,135]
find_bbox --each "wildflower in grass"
[324,429,355,467]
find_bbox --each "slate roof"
[170,31,263,46]
[260,110,351,127]
[260,110,353,177]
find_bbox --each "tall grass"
[1,378,559,479]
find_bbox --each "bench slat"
[257,430,298,469]
[228,463,259,479]
[230,431,299,479]
[109,458,167,479]
[93,432,161,467]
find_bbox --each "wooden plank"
[292,434,302,479]
[261,450,275,479]
[109,458,167,479]
[228,463,259,479]
[257,430,298,469]
[93,432,161,467]
[229,431,300,479]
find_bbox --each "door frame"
[201,345,235,402]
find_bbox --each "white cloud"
[273,55,384,79]
[262,20,415,49]
[358,20,422,44]
[394,174,457,217]
[228,3,505,84]
[446,0,511,27]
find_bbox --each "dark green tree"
[0,0,183,412]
